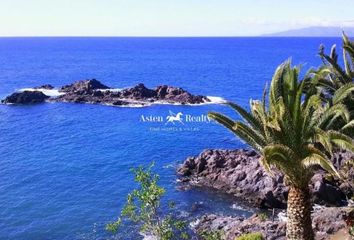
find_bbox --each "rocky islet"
[1,79,211,106]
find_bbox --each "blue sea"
[0,37,342,239]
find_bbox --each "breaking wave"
[19,88,65,97]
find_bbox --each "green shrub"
[106,163,189,240]
[350,225,354,237]
[235,232,264,240]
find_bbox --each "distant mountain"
[262,26,354,37]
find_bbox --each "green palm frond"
[313,128,333,154]
[263,144,302,184]
[343,47,352,76]
[259,156,272,175]
[269,61,289,111]
[301,153,340,178]
[315,103,350,130]
[208,112,235,132]
[319,44,351,84]
[311,33,354,133]
[209,59,353,188]
[343,32,354,66]
[332,82,354,104]
[233,121,266,148]
[208,112,263,152]
[227,102,262,131]
[328,130,354,152]
[341,120,354,133]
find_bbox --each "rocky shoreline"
[1,79,214,106]
[194,207,353,240]
[178,149,354,209]
[178,149,354,239]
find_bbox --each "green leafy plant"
[235,232,264,240]
[106,163,189,240]
[209,60,354,240]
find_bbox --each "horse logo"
[166,110,184,125]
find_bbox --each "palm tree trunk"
[286,185,314,240]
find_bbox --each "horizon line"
[0,35,343,38]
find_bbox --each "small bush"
[235,232,264,240]
[106,163,189,240]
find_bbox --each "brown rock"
[1,91,49,104]
[178,149,353,209]
[194,207,349,240]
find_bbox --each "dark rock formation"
[59,79,110,93]
[177,149,353,209]
[155,85,209,104]
[117,84,209,104]
[1,91,49,104]
[194,207,350,240]
[34,84,54,90]
[55,80,210,105]
[121,83,157,99]
[2,79,212,106]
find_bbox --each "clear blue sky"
[1,0,353,36]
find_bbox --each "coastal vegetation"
[106,163,189,240]
[309,32,354,137]
[208,58,354,239]
[235,232,263,240]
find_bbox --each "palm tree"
[318,33,353,86]
[208,60,354,240]
[307,32,354,136]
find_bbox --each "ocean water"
[0,37,342,239]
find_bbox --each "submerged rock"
[194,207,350,240]
[178,149,353,209]
[1,91,49,104]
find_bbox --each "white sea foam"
[20,88,65,97]
[313,204,323,211]
[189,219,201,228]
[98,88,122,92]
[178,210,190,218]
[106,103,147,108]
[278,211,287,222]
[206,96,227,104]
[148,96,227,106]
[231,203,245,211]
[19,88,123,97]
[141,232,158,240]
